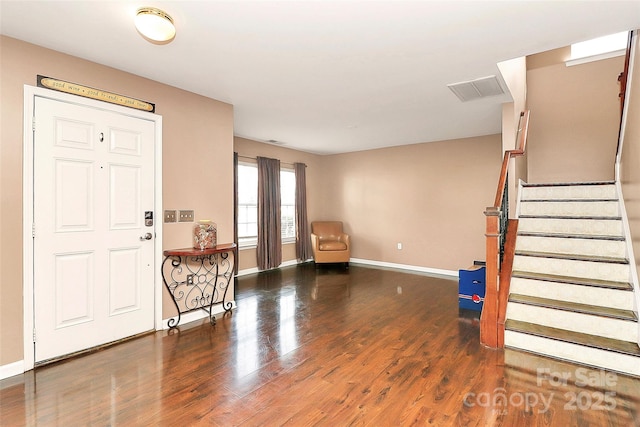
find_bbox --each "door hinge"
[33,328,36,343]
[32,223,36,238]
[32,117,36,132]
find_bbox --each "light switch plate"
[179,210,194,222]
[164,210,177,223]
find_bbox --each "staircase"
[504,181,640,377]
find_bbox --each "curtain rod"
[237,154,303,168]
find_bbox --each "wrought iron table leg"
[162,256,182,329]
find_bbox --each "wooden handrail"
[480,110,530,349]
[493,111,530,208]
[618,31,632,117]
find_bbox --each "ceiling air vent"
[447,75,504,102]
[266,139,286,146]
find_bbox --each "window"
[567,31,628,66]
[237,163,258,246]
[236,162,296,247]
[280,168,296,242]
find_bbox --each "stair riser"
[506,303,637,342]
[516,235,626,259]
[504,330,640,377]
[512,256,629,283]
[510,277,634,311]
[503,348,625,392]
[518,218,623,237]
[509,183,639,376]
[521,185,617,201]
[520,201,619,218]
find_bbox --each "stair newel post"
[481,206,501,348]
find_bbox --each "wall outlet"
[397,242,403,250]
[179,210,194,222]
[164,210,177,223]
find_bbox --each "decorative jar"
[193,220,217,250]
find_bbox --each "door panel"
[55,118,94,151]
[110,164,141,229]
[54,251,94,327]
[34,97,155,362]
[109,247,141,315]
[109,127,142,155]
[55,159,94,231]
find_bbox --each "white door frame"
[22,85,163,372]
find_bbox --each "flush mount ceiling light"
[135,7,176,43]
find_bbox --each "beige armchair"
[310,221,351,267]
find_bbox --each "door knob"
[140,232,153,241]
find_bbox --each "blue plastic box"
[458,265,486,311]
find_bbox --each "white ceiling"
[1,1,639,154]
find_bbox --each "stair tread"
[511,270,632,290]
[521,198,618,202]
[505,319,640,357]
[517,231,624,241]
[522,181,615,187]
[519,214,622,220]
[515,250,628,264]
[509,293,638,321]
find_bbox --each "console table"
[161,243,236,328]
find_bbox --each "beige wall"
[620,33,640,301]
[236,134,501,273]
[233,137,323,271]
[526,47,623,183]
[0,36,234,366]
[499,56,528,151]
[498,56,528,217]
[319,135,502,271]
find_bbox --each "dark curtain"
[233,152,238,275]
[294,162,312,261]
[257,156,282,270]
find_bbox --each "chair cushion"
[318,240,347,251]
[312,221,344,236]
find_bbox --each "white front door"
[33,96,156,363]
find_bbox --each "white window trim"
[238,236,257,250]
[566,49,625,67]
[566,31,628,67]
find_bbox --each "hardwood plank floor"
[1,263,639,426]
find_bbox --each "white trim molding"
[0,361,25,381]
[566,49,625,67]
[236,258,302,277]
[236,257,458,280]
[349,258,458,279]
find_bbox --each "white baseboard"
[237,257,458,280]
[0,360,24,380]
[236,267,260,277]
[236,258,304,277]
[350,258,458,279]
[161,301,237,330]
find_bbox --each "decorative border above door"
[37,75,155,112]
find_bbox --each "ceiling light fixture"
[135,7,176,43]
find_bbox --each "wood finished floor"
[1,263,639,426]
